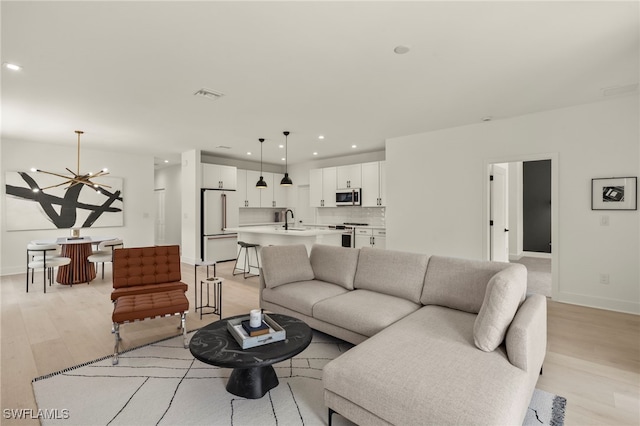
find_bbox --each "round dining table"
[32,236,117,285]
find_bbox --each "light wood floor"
[1,261,638,425]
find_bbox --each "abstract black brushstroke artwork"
[5,171,124,230]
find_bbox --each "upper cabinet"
[202,164,237,190]
[310,167,337,207]
[336,164,361,189]
[239,170,262,207]
[271,173,289,208]
[237,169,289,208]
[361,161,386,207]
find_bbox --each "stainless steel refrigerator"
[201,189,239,262]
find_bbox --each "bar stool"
[233,241,260,279]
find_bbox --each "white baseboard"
[522,251,552,259]
[555,291,640,315]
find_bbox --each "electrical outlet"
[600,215,610,226]
[599,273,610,285]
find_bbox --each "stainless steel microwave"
[336,189,361,206]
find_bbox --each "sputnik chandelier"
[32,130,110,193]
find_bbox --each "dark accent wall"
[523,160,552,253]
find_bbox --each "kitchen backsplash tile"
[239,208,286,225]
[314,207,385,227]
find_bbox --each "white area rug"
[33,331,565,425]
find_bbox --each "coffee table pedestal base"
[227,365,279,399]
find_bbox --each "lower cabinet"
[354,229,386,249]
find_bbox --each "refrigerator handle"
[221,193,227,230]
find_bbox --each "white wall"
[180,150,200,265]
[154,164,182,245]
[1,139,155,275]
[386,96,639,314]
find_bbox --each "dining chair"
[26,243,72,293]
[88,238,124,279]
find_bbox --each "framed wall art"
[591,177,637,210]
[4,171,124,231]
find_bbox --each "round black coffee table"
[189,313,312,399]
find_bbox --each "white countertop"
[225,226,344,237]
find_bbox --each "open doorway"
[487,155,557,298]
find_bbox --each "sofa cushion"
[310,244,360,290]
[420,255,513,313]
[353,247,428,303]
[262,280,348,316]
[260,244,314,288]
[111,281,188,301]
[474,264,527,351]
[323,306,532,426]
[313,289,420,337]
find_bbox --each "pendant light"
[32,130,110,193]
[280,131,293,186]
[256,138,267,189]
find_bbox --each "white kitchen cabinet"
[354,228,386,249]
[361,161,386,207]
[272,173,289,207]
[372,229,386,249]
[238,170,290,208]
[202,163,237,190]
[336,164,361,189]
[237,169,261,207]
[310,167,336,207]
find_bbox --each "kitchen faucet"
[284,209,294,230]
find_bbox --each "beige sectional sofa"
[259,244,547,425]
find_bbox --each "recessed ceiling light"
[279,144,284,149]
[351,145,357,148]
[318,135,325,140]
[247,152,252,155]
[281,157,286,161]
[393,45,411,55]
[164,160,169,163]
[313,152,318,156]
[3,62,22,71]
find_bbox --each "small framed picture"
[591,177,637,210]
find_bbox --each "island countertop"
[225,226,344,237]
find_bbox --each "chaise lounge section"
[259,243,546,425]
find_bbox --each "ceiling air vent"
[194,88,224,100]
[602,84,638,97]
[215,145,231,150]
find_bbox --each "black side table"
[189,313,312,399]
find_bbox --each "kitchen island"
[224,226,344,276]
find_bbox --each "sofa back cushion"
[113,245,181,288]
[473,264,527,351]
[354,247,429,303]
[310,244,360,290]
[421,256,513,313]
[261,244,314,288]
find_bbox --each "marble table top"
[189,313,312,369]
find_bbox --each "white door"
[490,164,509,262]
[154,189,166,245]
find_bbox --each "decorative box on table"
[227,314,286,349]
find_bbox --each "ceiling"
[2,1,638,168]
